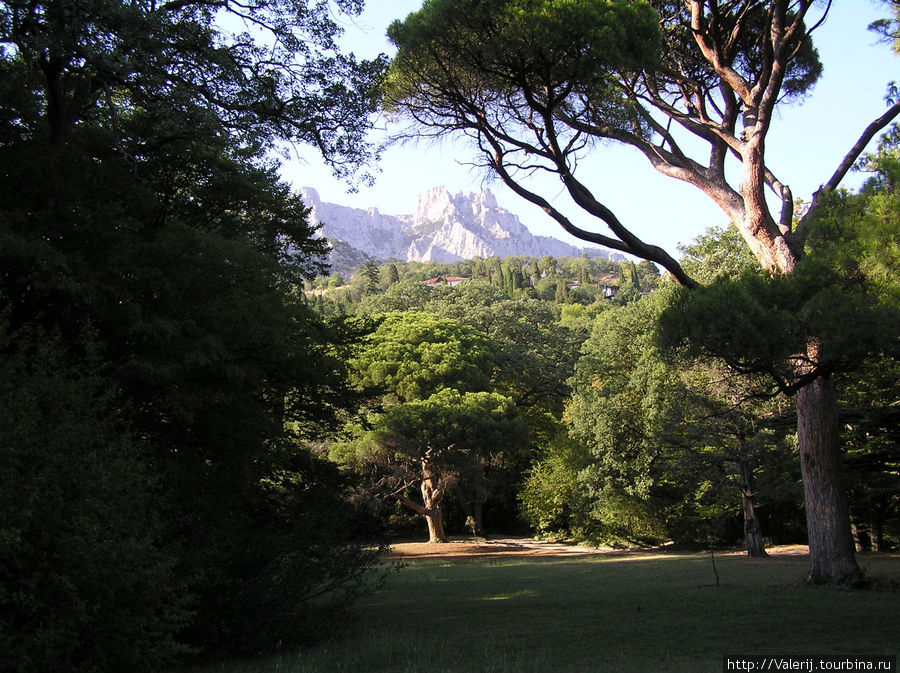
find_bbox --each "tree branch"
[797,98,900,241]
[821,99,900,194]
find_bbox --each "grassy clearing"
[186,550,899,673]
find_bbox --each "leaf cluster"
[386,0,661,106]
[0,0,386,174]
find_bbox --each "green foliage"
[839,354,900,551]
[349,312,496,403]
[678,224,763,284]
[869,0,900,55]
[520,432,591,535]
[558,301,610,339]
[0,0,385,174]
[371,389,527,469]
[660,185,899,395]
[186,444,388,656]
[569,292,676,494]
[334,314,529,539]
[0,324,190,673]
[553,280,803,548]
[652,1,823,102]
[360,278,432,313]
[387,263,401,285]
[385,0,661,108]
[427,295,578,409]
[0,143,380,661]
[309,255,623,315]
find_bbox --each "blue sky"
[279,1,899,257]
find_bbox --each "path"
[385,537,611,560]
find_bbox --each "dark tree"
[0,0,388,668]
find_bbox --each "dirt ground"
[382,537,812,561]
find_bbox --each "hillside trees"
[1,0,388,668]
[383,0,899,583]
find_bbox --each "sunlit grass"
[184,551,900,673]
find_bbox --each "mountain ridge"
[298,186,619,274]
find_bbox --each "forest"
[302,227,897,555]
[1,1,898,672]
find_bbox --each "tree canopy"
[349,311,497,403]
[333,310,530,541]
[0,0,385,172]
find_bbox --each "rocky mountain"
[297,186,617,273]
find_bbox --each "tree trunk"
[795,375,860,583]
[850,520,870,553]
[870,508,884,553]
[423,505,446,544]
[469,500,485,536]
[421,464,447,543]
[738,458,767,558]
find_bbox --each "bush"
[0,325,190,673]
[183,448,390,656]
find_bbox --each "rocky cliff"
[297,186,615,270]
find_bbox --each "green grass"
[185,551,900,673]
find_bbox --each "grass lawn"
[186,548,899,673]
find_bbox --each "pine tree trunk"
[738,459,767,558]
[795,375,860,583]
[424,506,446,544]
[421,466,447,543]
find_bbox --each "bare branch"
[821,99,900,194]
[796,98,900,241]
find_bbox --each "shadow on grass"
[182,549,900,673]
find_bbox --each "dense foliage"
[306,253,659,316]
[330,312,528,541]
[310,192,897,552]
[0,1,387,670]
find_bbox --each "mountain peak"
[298,186,615,272]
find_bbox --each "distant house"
[602,284,619,299]
[422,276,468,288]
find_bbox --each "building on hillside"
[422,276,468,288]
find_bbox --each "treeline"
[310,214,899,557]
[305,254,661,316]
[307,246,799,550]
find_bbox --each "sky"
[278,1,899,257]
